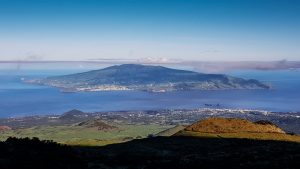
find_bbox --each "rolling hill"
[77,119,118,131]
[1,117,299,169]
[174,118,300,142]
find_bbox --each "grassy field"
[0,124,173,146]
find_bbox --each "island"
[26,64,270,92]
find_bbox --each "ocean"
[0,68,299,117]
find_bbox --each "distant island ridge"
[26,64,270,92]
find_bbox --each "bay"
[0,69,299,117]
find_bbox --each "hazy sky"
[0,0,299,61]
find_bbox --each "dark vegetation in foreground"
[1,137,299,169]
[0,137,85,169]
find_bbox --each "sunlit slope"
[174,118,300,143]
[155,125,187,137]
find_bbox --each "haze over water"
[1,66,299,118]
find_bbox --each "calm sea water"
[0,69,299,117]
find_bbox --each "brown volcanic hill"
[0,125,11,131]
[184,118,285,134]
[77,119,117,131]
[174,118,300,143]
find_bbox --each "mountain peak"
[104,64,168,70]
[59,109,86,120]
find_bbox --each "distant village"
[1,108,299,134]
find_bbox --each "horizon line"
[0,60,299,64]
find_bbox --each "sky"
[0,0,299,61]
